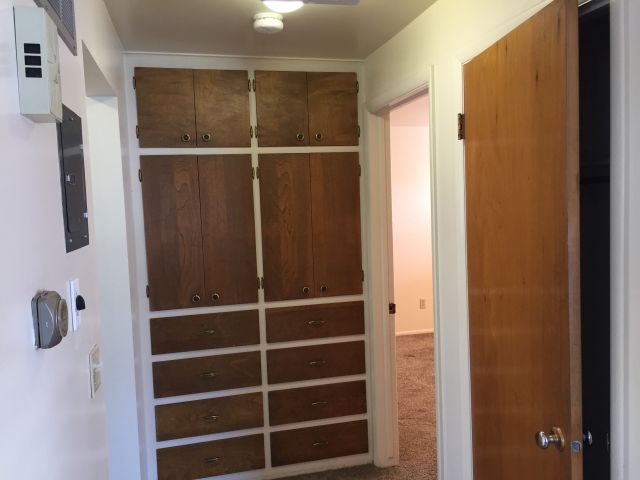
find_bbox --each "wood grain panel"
[255,71,309,147]
[259,154,315,301]
[134,67,196,148]
[267,341,365,384]
[157,434,264,480]
[270,421,368,467]
[194,69,251,147]
[268,381,367,426]
[153,351,261,398]
[266,301,364,343]
[140,156,204,311]
[150,310,259,355]
[310,153,363,297]
[464,1,581,479]
[155,392,263,441]
[307,72,358,146]
[199,155,258,306]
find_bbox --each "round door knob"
[202,133,212,142]
[315,132,324,142]
[320,284,328,293]
[181,133,191,142]
[296,132,305,142]
[535,426,565,451]
[191,294,201,304]
[302,286,310,295]
[211,292,220,302]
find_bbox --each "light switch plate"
[68,278,80,331]
[89,344,102,398]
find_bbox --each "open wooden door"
[464,1,581,479]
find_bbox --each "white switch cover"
[89,344,102,398]
[68,278,80,331]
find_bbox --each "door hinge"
[356,80,359,93]
[357,125,361,138]
[138,169,142,182]
[457,113,466,140]
[136,125,140,139]
[257,277,264,290]
[389,303,397,315]
[133,76,136,90]
[146,285,150,298]
[252,78,256,92]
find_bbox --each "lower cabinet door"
[156,434,265,480]
[270,420,368,467]
[155,392,263,441]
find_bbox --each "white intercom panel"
[13,7,62,123]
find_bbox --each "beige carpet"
[285,333,437,480]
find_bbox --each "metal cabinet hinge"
[250,125,254,138]
[133,76,137,90]
[252,78,256,92]
[257,277,264,290]
[145,285,150,298]
[254,125,259,138]
[252,167,261,180]
[138,169,142,182]
[458,113,466,140]
[248,78,252,91]
[136,125,140,139]
[356,81,359,93]
[361,269,365,282]
[358,164,361,177]
[357,125,361,138]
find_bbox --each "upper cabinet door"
[259,154,315,301]
[255,71,309,147]
[135,68,196,148]
[198,155,258,306]
[310,153,362,297]
[141,156,205,311]
[194,70,251,148]
[307,72,359,146]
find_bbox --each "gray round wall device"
[31,290,69,349]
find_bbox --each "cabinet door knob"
[202,414,219,421]
[312,441,329,448]
[315,132,323,142]
[320,284,328,293]
[192,294,201,303]
[211,292,220,302]
[202,329,216,335]
[205,457,221,464]
[200,371,217,378]
[181,133,191,142]
[202,133,212,142]
[296,132,305,142]
[307,320,325,327]
[302,286,310,295]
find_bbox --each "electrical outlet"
[89,344,102,398]
[419,298,426,309]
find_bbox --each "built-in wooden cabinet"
[140,155,257,310]
[255,71,358,147]
[135,67,251,148]
[259,152,362,302]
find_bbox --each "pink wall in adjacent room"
[390,94,433,334]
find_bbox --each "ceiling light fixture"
[253,12,285,34]
[263,1,304,13]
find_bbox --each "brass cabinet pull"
[296,132,305,142]
[307,320,325,327]
[320,284,328,293]
[192,294,201,303]
[308,359,326,367]
[312,441,329,448]
[202,414,219,421]
[204,457,221,464]
[202,133,212,142]
[181,133,191,142]
[200,371,217,378]
[211,292,220,302]
[202,329,216,335]
[315,132,323,141]
[311,401,328,407]
[302,286,310,295]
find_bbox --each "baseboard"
[395,328,434,336]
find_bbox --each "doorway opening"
[388,92,438,479]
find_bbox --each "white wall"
[0,1,133,479]
[389,95,433,335]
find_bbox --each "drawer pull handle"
[308,360,326,367]
[204,456,221,464]
[202,415,219,421]
[202,329,216,335]
[311,401,328,407]
[200,372,217,378]
[312,441,329,448]
[307,320,325,327]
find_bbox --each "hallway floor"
[285,333,437,480]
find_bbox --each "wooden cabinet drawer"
[151,310,259,355]
[267,341,365,384]
[157,434,265,480]
[153,352,261,398]
[270,420,368,467]
[266,302,364,343]
[269,381,366,426]
[155,392,263,441]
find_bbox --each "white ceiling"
[103,0,438,59]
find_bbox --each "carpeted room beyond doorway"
[287,334,437,480]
